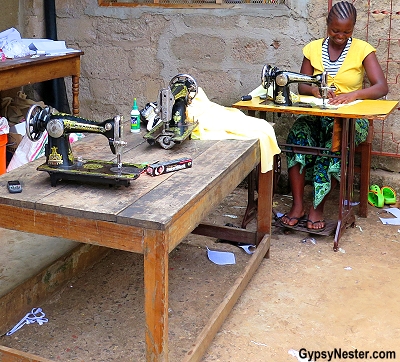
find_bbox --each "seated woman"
[280,0,388,232]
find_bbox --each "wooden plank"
[257,168,273,248]
[0,345,52,362]
[0,205,144,253]
[120,141,260,252]
[143,229,169,361]
[192,222,256,244]
[0,137,216,221]
[0,53,83,91]
[33,139,217,219]
[183,233,270,361]
[119,139,259,228]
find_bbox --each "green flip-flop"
[368,185,384,208]
[381,186,397,205]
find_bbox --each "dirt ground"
[1,185,400,361]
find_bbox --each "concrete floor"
[0,229,78,297]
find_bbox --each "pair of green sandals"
[368,184,397,208]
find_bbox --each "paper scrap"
[238,244,255,254]
[379,208,400,225]
[299,96,362,108]
[207,247,236,265]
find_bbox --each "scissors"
[6,307,48,336]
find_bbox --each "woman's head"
[327,1,357,25]
[327,1,357,46]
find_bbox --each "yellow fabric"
[303,38,376,95]
[188,87,281,173]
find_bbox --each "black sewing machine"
[143,74,199,149]
[261,64,329,107]
[25,105,145,187]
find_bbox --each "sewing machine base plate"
[143,121,199,148]
[37,160,145,187]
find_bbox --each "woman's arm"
[329,52,388,105]
[357,51,388,99]
[297,57,330,98]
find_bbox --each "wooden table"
[0,52,83,115]
[233,96,399,251]
[0,126,273,362]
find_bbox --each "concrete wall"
[21,0,313,120]
[3,0,400,173]
[1,0,19,32]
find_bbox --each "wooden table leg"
[72,74,80,115]
[144,230,169,361]
[257,168,273,257]
[241,168,257,229]
[334,117,356,251]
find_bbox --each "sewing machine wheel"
[25,104,50,142]
[157,135,176,150]
[261,64,276,90]
[169,74,198,104]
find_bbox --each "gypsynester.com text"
[299,348,396,361]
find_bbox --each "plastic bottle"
[130,98,140,133]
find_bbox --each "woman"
[280,1,388,232]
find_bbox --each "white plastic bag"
[7,132,48,172]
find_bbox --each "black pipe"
[41,0,70,113]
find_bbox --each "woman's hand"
[310,86,322,98]
[328,92,358,105]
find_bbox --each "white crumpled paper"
[0,117,9,135]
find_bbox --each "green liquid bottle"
[130,98,140,133]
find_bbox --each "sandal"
[306,219,326,232]
[381,186,397,205]
[368,185,384,208]
[278,213,307,228]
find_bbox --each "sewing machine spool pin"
[318,71,334,109]
[25,105,144,187]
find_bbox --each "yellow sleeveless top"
[303,38,376,95]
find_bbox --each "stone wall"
[21,0,312,120]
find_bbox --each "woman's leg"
[282,116,319,227]
[307,173,338,230]
[281,163,306,226]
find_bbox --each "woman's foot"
[280,206,306,227]
[307,207,326,231]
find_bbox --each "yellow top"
[303,38,376,95]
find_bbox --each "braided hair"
[327,1,357,25]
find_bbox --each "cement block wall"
[3,0,400,176]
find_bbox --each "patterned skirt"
[286,115,369,208]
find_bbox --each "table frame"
[0,133,273,362]
[233,97,398,251]
[0,52,83,115]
